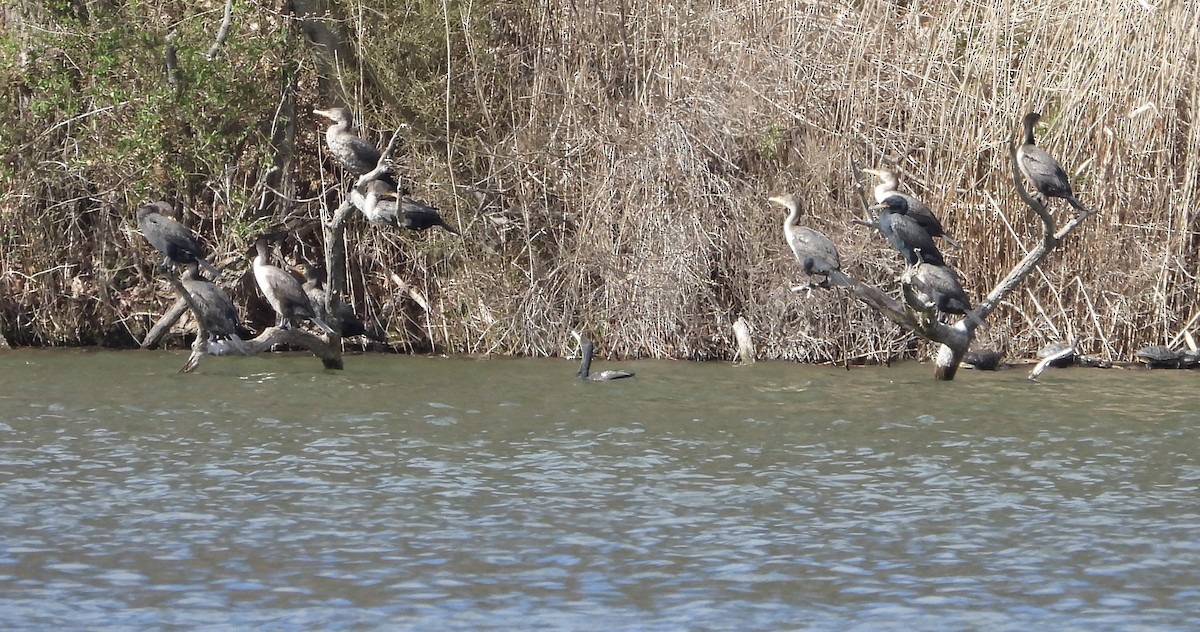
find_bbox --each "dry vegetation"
[1,0,1197,362]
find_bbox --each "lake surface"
[1,349,1198,630]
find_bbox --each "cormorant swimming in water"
[768,193,844,287]
[180,261,249,352]
[870,195,946,266]
[355,179,461,235]
[314,106,384,176]
[1017,112,1091,215]
[862,168,960,248]
[296,263,386,342]
[136,202,220,277]
[252,237,335,335]
[577,334,634,381]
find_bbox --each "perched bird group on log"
[773,111,1093,365]
[135,104,463,353]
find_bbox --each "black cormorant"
[296,263,386,342]
[180,261,249,352]
[901,261,979,325]
[863,168,960,248]
[137,202,220,277]
[314,106,384,176]
[1017,112,1091,215]
[357,179,461,235]
[252,237,335,334]
[870,195,946,266]
[577,335,634,381]
[768,193,844,287]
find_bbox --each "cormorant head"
[313,106,352,124]
[869,194,909,215]
[767,194,802,213]
[1022,111,1042,130]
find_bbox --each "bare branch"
[206,0,235,61]
[181,326,343,373]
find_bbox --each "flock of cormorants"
[774,111,1091,341]
[134,109,1111,376]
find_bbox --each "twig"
[206,0,235,61]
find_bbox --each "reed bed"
[1,0,1197,362]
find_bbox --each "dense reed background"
[1,0,1197,362]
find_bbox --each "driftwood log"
[814,138,1095,381]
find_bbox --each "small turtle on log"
[1135,345,1198,369]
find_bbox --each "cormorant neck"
[783,202,801,229]
[1021,119,1037,146]
[577,342,594,379]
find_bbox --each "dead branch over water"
[1,2,1196,363]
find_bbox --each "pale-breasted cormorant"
[180,261,249,351]
[252,237,335,334]
[314,106,384,176]
[863,168,960,248]
[768,193,844,287]
[577,334,634,381]
[870,195,946,266]
[1017,112,1091,215]
[137,202,220,277]
[356,179,460,235]
[296,262,386,342]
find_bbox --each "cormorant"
[356,179,461,235]
[901,261,981,326]
[1017,112,1091,215]
[870,195,946,266]
[180,261,249,352]
[768,193,844,287]
[314,106,384,176]
[252,237,335,334]
[136,202,220,277]
[863,168,960,247]
[296,263,386,342]
[577,334,634,381]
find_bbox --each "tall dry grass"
[2,0,1198,362]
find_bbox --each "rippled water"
[1,349,1199,629]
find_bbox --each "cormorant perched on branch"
[358,179,461,235]
[136,202,220,277]
[577,334,634,381]
[1017,112,1091,215]
[863,168,960,248]
[180,261,249,352]
[870,195,946,266]
[901,261,982,326]
[769,193,845,288]
[252,237,335,334]
[296,263,386,342]
[314,106,384,176]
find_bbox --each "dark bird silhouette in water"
[354,179,461,235]
[295,263,386,342]
[863,168,960,248]
[901,261,983,327]
[180,261,250,353]
[251,237,335,334]
[1017,112,1091,215]
[870,195,946,266]
[136,202,220,277]
[577,334,634,381]
[769,193,846,288]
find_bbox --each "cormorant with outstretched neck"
[252,237,335,334]
[768,193,845,287]
[355,179,461,235]
[295,262,386,342]
[137,202,220,277]
[577,334,634,381]
[180,261,249,352]
[314,106,384,176]
[870,195,946,266]
[1017,112,1090,215]
[863,168,960,248]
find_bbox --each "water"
[1,349,1198,630]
